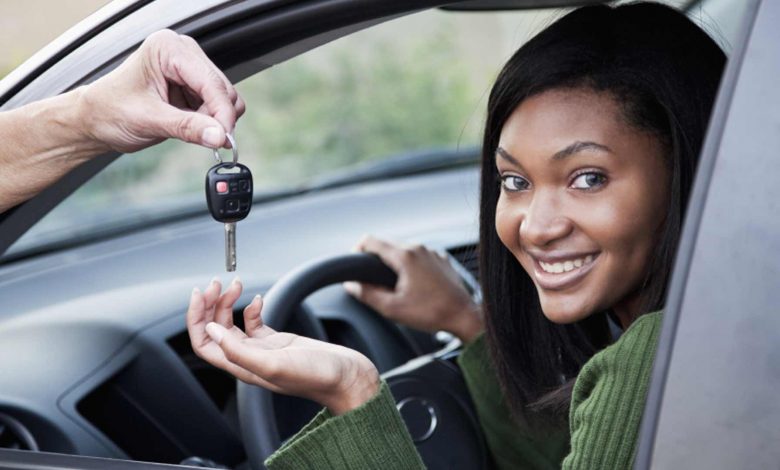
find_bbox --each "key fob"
[205,162,253,223]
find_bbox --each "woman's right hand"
[344,235,483,343]
[186,278,380,415]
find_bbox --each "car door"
[634,0,780,468]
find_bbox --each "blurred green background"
[0,5,560,250]
[2,1,742,253]
[9,7,560,251]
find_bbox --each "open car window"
[4,0,746,260]
[5,8,565,259]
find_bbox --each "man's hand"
[187,278,381,416]
[0,29,245,213]
[79,29,245,153]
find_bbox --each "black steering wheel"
[237,253,489,470]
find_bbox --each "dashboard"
[0,165,480,467]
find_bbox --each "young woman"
[186,3,725,468]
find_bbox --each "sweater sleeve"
[457,334,570,470]
[265,380,425,470]
[265,332,573,470]
[562,311,662,469]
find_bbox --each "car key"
[206,164,253,271]
[206,134,253,271]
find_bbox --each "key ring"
[212,132,239,166]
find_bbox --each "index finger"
[181,36,243,110]
[156,35,237,136]
[356,235,406,272]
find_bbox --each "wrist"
[0,88,107,212]
[449,302,484,344]
[72,85,112,155]
[325,366,381,416]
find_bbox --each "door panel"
[636,0,780,467]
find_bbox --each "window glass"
[9,8,563,255]
[8,1,746,257]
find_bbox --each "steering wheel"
[237,253,490,470]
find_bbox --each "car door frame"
[634,0,780,468]
[3,0,769,468]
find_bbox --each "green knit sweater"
[265,311,662,470]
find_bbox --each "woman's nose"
[519,190,573,247]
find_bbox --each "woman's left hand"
[186,277,380,415]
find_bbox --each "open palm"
[186,278,379,414]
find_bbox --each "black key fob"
[205,162,253,223]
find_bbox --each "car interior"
[0,0,750,469]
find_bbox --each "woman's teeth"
[539,255,594,274]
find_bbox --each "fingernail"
[343,281,358,294]
[254,294,262,302]
[232,276,241,285]
[192,287,200,295]
[202,127,224,148]
[205,322,225,344]
[210,276,220,286]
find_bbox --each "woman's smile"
[527,250,600,290]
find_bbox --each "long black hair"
[478,2,726,419]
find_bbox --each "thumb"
[344,281,395,314]
[205,321,247,366]
[203,322,279,390]
[205,321,228,345]
[208,322,283,381]
[153,103,227,148]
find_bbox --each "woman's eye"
[571,172,607,190]
[501,175,530,192]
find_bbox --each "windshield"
[4,1,745,259]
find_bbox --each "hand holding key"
[83,29,244,152]
[206,134,252,271]
[0,30,244,214]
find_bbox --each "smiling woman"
[494,88,669,327]
[478,2,726,434]
[186,2,727,469]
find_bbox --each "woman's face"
[495,87,669,326]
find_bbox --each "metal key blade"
[225,222,237,272]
